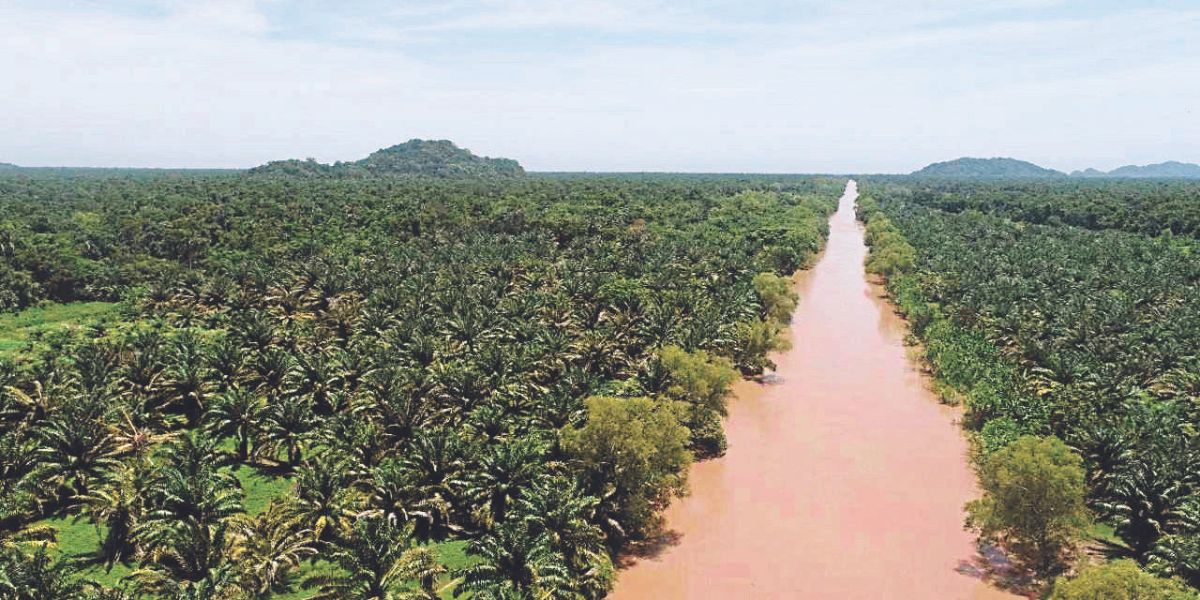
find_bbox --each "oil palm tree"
[316,413,389,475]
[514,477,611,598]
[258,394,316,469]
[133,431,244,582]
[463,437,547,528]
[227,498,316,598]
[0,545,91,600]
[367,429,472,541]
[77,462,149,572]
[290,456,362,547]
[455,522,571,600]
[35,393,117,501]
[160,332,210,428]
[203,389,262,463]
[135,562,242,600]
[286,351,344,416]
[205,337,246,394]
[304,516,441,600]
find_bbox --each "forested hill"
[249,139,525,178]
[0,162,18,171]
[912,157,1066,178]
[912,157,1200,180]
[1072,161,1200,178]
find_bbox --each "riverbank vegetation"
[858,177,1200,595]
[0,162,840,598]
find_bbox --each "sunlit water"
[608,181,1019,600]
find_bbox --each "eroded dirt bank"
[608,181,1018,600]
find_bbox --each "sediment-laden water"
[609,180,1018,600]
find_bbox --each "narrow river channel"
[609,180,1019,600]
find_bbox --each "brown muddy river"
[609,181,1019,600]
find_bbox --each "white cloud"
[175,0,273,35]
[0,1,1197,171]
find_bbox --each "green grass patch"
[436,539,475,570]
[230,466,296,516]
[38,515,136,589]
[1087,520,1127,548]
[0,301,120,354]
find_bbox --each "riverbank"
[608,180,1020,600]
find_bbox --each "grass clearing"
[0,301,121,354]
[227,464,296,516]
[39,515,136,589]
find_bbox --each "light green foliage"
[861,212,917,277]
[752,272,798,325]
[658,346,739,457]
[863,214,916,276]
[731,320,790,376]
[966,435,1090,578]
[658,346,738,417]
[1047,560,1199,600]
[865,240,916,277]
[862,212,895,247]
[0,302,118,353]
[978,417,1026,455]
[560,397,691,538]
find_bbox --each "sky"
[2,0,1197,173]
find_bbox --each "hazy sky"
[3,0,1197,173]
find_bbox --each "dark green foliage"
[865,176,1200,238]
[0,545,92,600]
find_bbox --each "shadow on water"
[619,530,685,566]
[955,541,1039,598]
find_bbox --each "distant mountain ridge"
[1071,161,1200,179]
[0,162,19,171]
[914,157,1200,179]
[250,139,524,178]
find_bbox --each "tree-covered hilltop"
[912,157,1066,179]
[0,162,19,171]
[249,139,525,178]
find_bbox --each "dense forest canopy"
[0,161,841,599]
[863,177,1200,238]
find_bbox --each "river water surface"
[609,181,1019,600]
